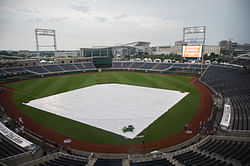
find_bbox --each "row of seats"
[198,138,250,165]
[94,158,122,166]
[0,138,25,159]
[112,62,208,70]
[173,150,231,166]
[230,58,250,68]
[0,63,96,75]
[200,65,250,130]
[40,155,88,166]
[130,158,173,166]
[0,62,208,76]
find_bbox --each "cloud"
[71,5,89,13]
[113,14,128,20]
[95,16,107,23]
[17,8,41,14]
[26,16,67,23]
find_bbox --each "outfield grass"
[6,72,200,145]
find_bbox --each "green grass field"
[6,72,200,145]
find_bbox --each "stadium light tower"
[35,29,57,51]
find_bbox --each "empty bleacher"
[3,67,26,73]
[0,62,96,78]
[173,150,231,166]
[59,64,78,71]
[198,138,250,165]
[112,62,123,68]
[0,138,25,159]
[43,65,63,73]
[130,158,173,166]
[24,66,48,74]
[111,62,209,71]
[153,63,172,70]
[139,63,158,70]
[121,62,133,68]
[94,158,122,166]
[0,69,7,76]
[129,62,145,69]
[39,154,88,166]
[74,63,86,70]
[172,63,189,69]
[200,65,250,130]
[230,58,250,68]
[83,63,95,69]
[189,64,208,70]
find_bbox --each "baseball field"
[5,72,200,146]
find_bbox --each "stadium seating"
[0,62,96,77]
[3,67,26,73]
[173,150,231,166]
[43,65,63,72]
[129,62,145,68]
[59,64,78,71]
[189,64,208,70]
[112,62,123,68]
[83,63,95,69]
[39,154,88,166]
[111,62,208,71]
[74,63,86,70]
[200,65,250,130]
[0,69,5,73]
[230,58,250,68]
[198,138,250,165]
[153,63,172,70]
[0,138,25,159]
[138,63,158,69]
[0,69,7,77]
[121,62,133,68]
[94,158,122,166]
[130,158,173,166]
[24,66,48,74]
[171,63,189,69]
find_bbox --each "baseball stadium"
[0,46,250,166]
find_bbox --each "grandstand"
[0,61,209,80]
[0,60,250,166]
[200,65,250,130]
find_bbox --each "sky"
[0,0,249,50]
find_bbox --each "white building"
[203,45,220,55]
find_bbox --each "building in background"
[18,50,30,57]
[203,45,220,55]
[80,41,150,61]
[54,50,80,58]
[80,47,113,58]
[175,40,183,46]
[122,41,150,55]
[153,46,182,55]
[219,40,250,56]
[219,40,233,55]
[0,59,39,68]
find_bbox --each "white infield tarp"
[25,84,189,139]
